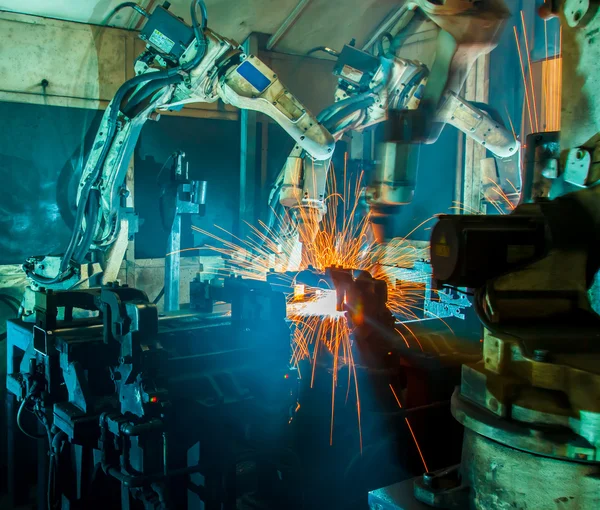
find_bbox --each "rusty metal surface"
[456,327,600,462]
[461,428,600,510]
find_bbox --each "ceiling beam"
[266,0,312,51]
[362,4,416,52]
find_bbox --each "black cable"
[0,293,20,314]
[74,189,100,263]
[153,287,165,305]
[17,396,46,440]
[317,90,375,124]
[307,46,340,57]
[317,58,391,125]
[323,97,376,132]
[103,2,150,26]
[377,32,393,58]
[182,0,208,72]
[157,153,177,183]
[394,66,428,107]
[328,109,365,136]
[122,74,184,118]
[47,431,67,510]
[0,293,22,341]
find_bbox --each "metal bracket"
[100,288,130,342]
[564,0,590,27]
[563,147,591,186]
[424,287,471,321]
[413,465,469,509]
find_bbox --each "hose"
[317,90,376,124]
[47,431,66,510]
[182,0,208,72]
[329,110,365,136]
[323,97,376,132]
[71,1,204,258]
[377,32,394,58]
[307,46,340,57]
[153,287,165,305]
[74,189,100,263]
[317,57,392,125]
[17,395,46,440]
[0,293,20,315]
[103,2,150,26]
[394,66,428,108]
[122,74,184,118]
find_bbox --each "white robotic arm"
[23,0,333,290]
[274,39,519,248]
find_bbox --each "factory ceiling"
[0,0,401,55]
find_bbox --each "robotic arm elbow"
[217,55,334,161]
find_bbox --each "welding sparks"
[452,176,520,216]
[184,161,439,451]
[514,11,562,135]
[389,384,429,473]
[483,177,520,213]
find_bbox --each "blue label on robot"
[236,61,271,93]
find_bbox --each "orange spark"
[521,11,539,132]
[390,384,429,473]
[191,159,442,451]
[389,383,403,408]
[504,105,518,142]
[544,18,549,130]
[405,417,429,473]
[558,26,562,129]
[514,26,535,134]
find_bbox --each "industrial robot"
[369,1,600,508]
[272,0,520,255]
[7,1,330,508]
[21,0,518,293]
[21,0,334,295]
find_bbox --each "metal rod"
[240,35,259,238]
[164,214,181,312]
[266,0,312,51]
[362,5,409,52]
[163,432,169,476]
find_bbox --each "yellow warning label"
[439,234,447,245]
[434,244,451,257]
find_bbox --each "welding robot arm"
[368,0,520,240]
[268,47,430,252]
[22,0,334,292]
[271,19,519,247]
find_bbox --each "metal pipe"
[239,35,259,239]
[164,214,181,312]
[120,418,163,436]
[103,463,203,488]
[165,151,184,313]
[163,432,169,476]
[266,0,312,51]
[362,5,415,53]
